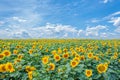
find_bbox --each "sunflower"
[26,66,36,72]
[39,45,43,50]
[70,60,79,68]
[15,58,21,63]
[72,51,77,56]
[63,52,69,59]
[29,49,33,54]
[51,50,57,55]
[93,56,99,61]
[0,64,7,72]
[48,63,55,71]
[63,48,68,53]
[26,66,31,72]
[30,66,36,71]
[42,56,49,64]
[88,52,93,59]
[80,55,85,60]
[85,69,92,77]
[54,54,61,62]
[2,50,11,57]
[28,71,33,80]
[6,62,15,72]
[58,49,62,54]
[73,57,80,62]
[17,54,23,59]
[97,63,108,73]
[0,53,5,60]
[13,50,18,54]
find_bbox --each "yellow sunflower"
[17,54,23,59]
[0,64,7,72]
[0,53,5,60]
[63,48,68,53]
[93,56,99,61]
[63,53,69,59]
[97,63,108,73]
[48,63,55,71]
[54,54,61,62]
[42,56,49,64]
[2,50,11,57]
[58,48,62,54]
[80,55,85,60]
[88,52,93,59]
[85,69,92,77]
[73,57,80,62]
[25,66,36,72]
[28,71,33,80]
[26,66,31,72]
[29,49,33,54]
[70,60,79,68]
[13,50,18,54]
[6,62,15,72]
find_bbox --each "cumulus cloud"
[30,23,78,38]
[12,17,27,22]
[115,27,120,33]
[85,25,107,36]
[103,0,109,3]
[109,17,120,27]
[109,17,120,33]
[100,32,118,39]
[102,0,112,4]
[12,31,31,38]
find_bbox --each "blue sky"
[0,0,120,39]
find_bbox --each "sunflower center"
[8,65,12,69]
[50,65,53,70]
[56,56,59,59]
[0,55,4,58]
[87,71,90,75]
[72,61,76,65]
[44,59,47,62]
[99,65,105,71]
[64,54,68,58]
[2,66,6,71]
[5,52,9,55]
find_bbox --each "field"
[0,39,120,80]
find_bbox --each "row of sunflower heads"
[25,66,36,80]
[0,50,11,60]
[0,62,15,73]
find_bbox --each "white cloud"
[100,32,118,39]
[2,22,118,39]
[109,17,120,27]
[91,19,99,23]
[100,33,107,37]
[111,11,120,16]
[109,17,120,33]
[115,27,120,33]
[77,30,84,36]
[103,0,109,3]
[30,23,78,38]
[12,17,27,22]
[0,21,4,26]
[103,11,120,20]
[12,31,31,38]
[102,0,112,4]
[86,25,107,36]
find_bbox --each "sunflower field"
[0,39,120,80]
